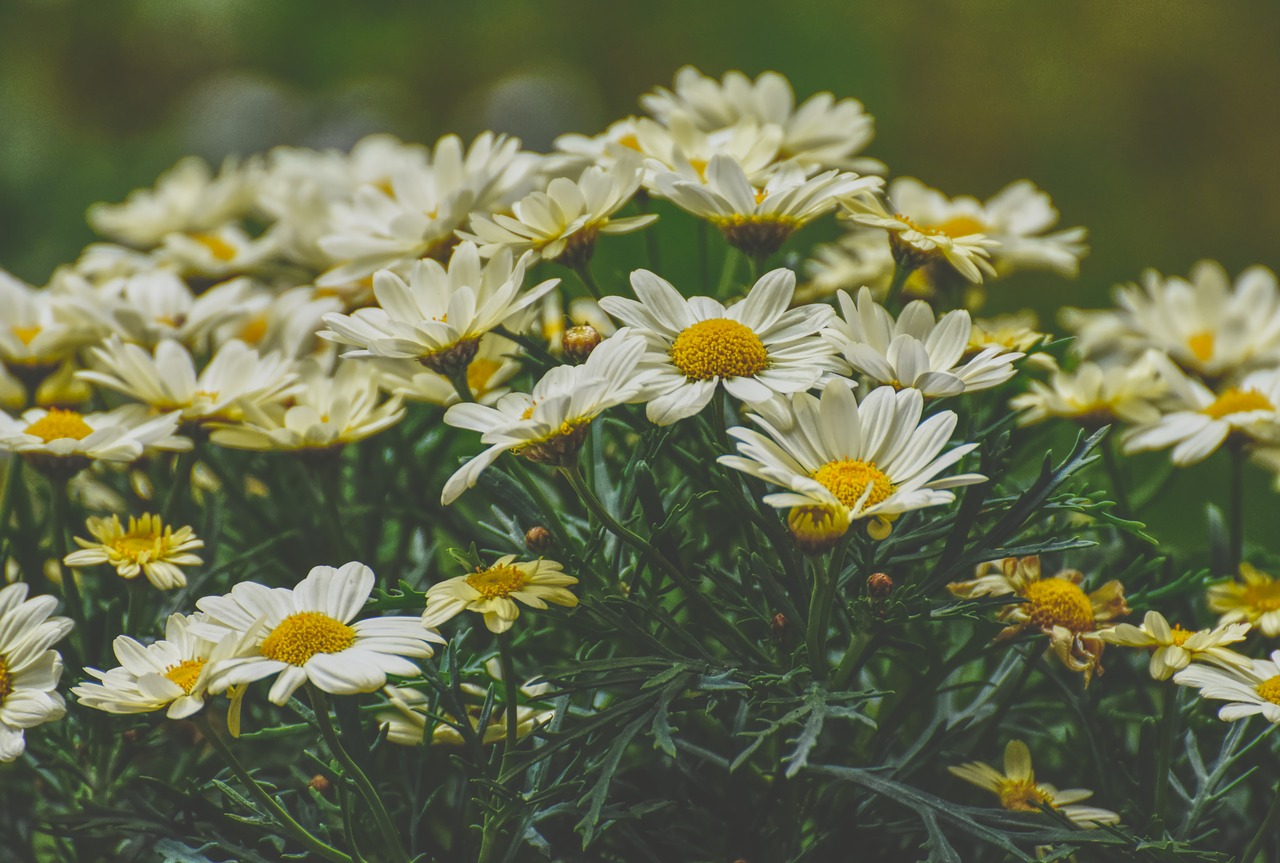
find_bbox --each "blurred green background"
[2,0,1278,555]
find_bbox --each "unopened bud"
[867,572,894,598]
[770,612,789,642]
[308,774,334,797]
[563,325,603,363]
[524,525,554,553]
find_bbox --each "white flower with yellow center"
[0,271,89,379]
[1174,650,1280,724]
[88,155,257,248]
[800,231,897,302]
[642,66,879,173]
[655,155,879,259]
[208,357,404,452]
[1010,356,1166,428]
[156,223,277,278]
[373,334,521,407]
[194,561,444,706]
[1099,610,1250,680]
[1122,357,1280,465]
[949,740,1119,827]
[968,313,1050,355]
[63,513,203,590]
[421,556,578,634]
[598,269,839,425]
[948,556,1129,685]
[78,337,299,426]
[719,381,985,540]
[210,286,342,359]
[319,242,558,377]
[65,271,256,350]
[0,582,74,761]
[843,191,997,282]
[0,405,188,476]
[825,288,1023,398]
[1208,563,1280,637]
[631,115,784,187]
[462,154,657,268]
[72,613,233,719]
[317,133,532,286]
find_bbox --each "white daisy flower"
[1122,355,1280,465]
[949,740,1120,827]
[0,405,187,476]
[824,287,1023,397]
[1099,610,1250,680]
[421,555,578,634]
[156,223,278,279]
[462,153,656,268]
[597,268,840,425]
[72,612,235,719]
[0,270,90,382]
[0,582,74,761]
[209,286,342,359]
[800,231,897,302]
[1010,356,1166,428]
[1207,563,1280,637]
[193,561,445,706]
[319,242,558,377]
[718,381,985,537]
[631,115,784,188]
[654,155,879,259]
[843,190,997,283]
[63,513,203,590]
[440,332,652,505]
[1173,650,1280,724]
[373,333,522,407]
[78,337,299,426]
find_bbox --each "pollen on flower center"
[931,215,988,238]
[669,318,769,381]
[24,408,94,443]
[998,779,1056,812]
[1187,330,1216,363]
[1022,578,1095,633]
[1203,387,1273,419]
[1257,674,1280,705]
[466,565,529,599]
[812,459,894,510]
[1169,625,1193,646]
[1244,581,1280,611]
[12,325,41,346]
[259,611,356,666]
[0,656,12,703]
[163,658,205,695]
[113,533,163,561]
[190,232,237,262]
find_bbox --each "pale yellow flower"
[1099,610,1250,679]
[421,556,578,634]
[1208,563,1280,637]
[64,513,203,590]
[949,740,1119,827]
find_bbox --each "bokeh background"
[2,0,1278,550]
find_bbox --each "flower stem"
[309,686,411,863]
[1152,682,1178,822]
[1100,435,1133,518]
[883,262,913,312]
[197,713,353,863]
[0,456,19,570]
[716,246,741,298]
[448,368,474,404]
[478,631,524,863]
[1241,779,1280,862]
[50,478,86,659]
[1229,441,1245,572]
[573,262,603,301]
[159,447,195,518]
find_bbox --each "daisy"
[1010,356,1166,428]
[800,231,898,302]
[1173,650,1280,724]
[193,561,445,706]
[0,271,90,388]
[598,268,841,425]
[72,612,236,719]
[78,337,299,427]
[440,332,651,505]
[718,381,986,541]
[968,313,1050,355]
[373,333,522,407]
[1122,357,1280,465]
[462,153,657,269]
[0,582,75,761]
[207,357,404,453]
[1098,610,1251,680]
[632,115,784,187]
[156,223,278,279]
[1208,563,1280,637]
[824,287,1023,397]
[654,155,879,259]
[843,192,997,283]
[948,556,1130,685]
[63,513,204,590]
[0,405,187,478]
[949,740,1120,827]
[421,555,578,634]
[319,242,558,377]
[209,285,342,359]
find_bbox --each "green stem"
[573,262,603,301]
[478,631,524,863]
[0,456,19,567]
[805,542,849,681]
[159,447,196,518]
[1153,683,1177,823]
[309,687,411,863]
[1100,436,1133,518]
[1229,442,1245,572]
[716,246,741,298]
[1241,780,1280,862]
[883,262,913,312]
[50,479,86,658]
[197,714,353,863]
[447,368,474,404]
[830,629,885,691]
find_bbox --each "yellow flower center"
[1187,330,1216,363]
[930,215,988,238]
[1203,387,1273,420]
[1244,580,1280,612]
[239,317,269,345]
[190,232,238,262]
[259,612,356,666]
[998,779,1056,812]
[812,459,894,510]
[1022,578,1095,633]
[669,318,769,381]
[24,408,94,443]
[1257,674,1280,705]
[467,358,502,395]
[466,565,528,599]
[617,133,641,151]
[113,531,164,561]
[1169,625,1193,646]
[0,656,11,704]
[163,658,205,695]
[12,325,41,346]
[688,157,709,181]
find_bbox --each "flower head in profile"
[949,740,1119,827]
[1010,356,1166,428]
[598,268,841,425]
[719,381,985,541]
[1099,610,1250,680]
[949,556,1129,685]
[193,562,444,705]
[844,190,997,282]
[1208,563,1280,637]
[0,582,74,761]
[64,513,203,590]
[1174,650,1280,724]
[373,333,522,407]
[421,556,578,634]
[0,405,187,478]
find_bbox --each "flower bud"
[867,572,894,598]
[308,774,334,797]
[563,325,602,363]
[525,525,554,553]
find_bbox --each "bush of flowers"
[1,66,1278,862]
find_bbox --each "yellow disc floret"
[1256,674,1280,706]
[998,779,1056,812]
[164,658,205,695]
[669,318,769,381]
[1169,625,1193,646]
[1203,387,1273,420]
[24,408,94,443]
[1022,578,1095,633]
[1243,580,1280,611]
[0,656,11,704]
[260,612,356,666]
[931,215,988,238]
[812,459,894,510]
[1187,330,1216,363]
[466,565,529,599]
